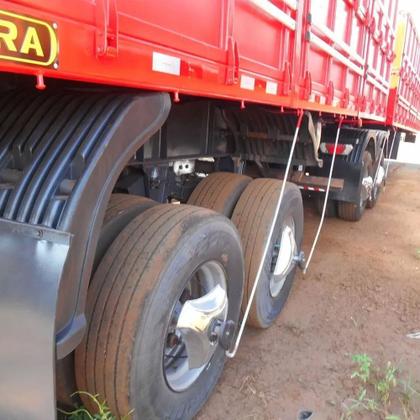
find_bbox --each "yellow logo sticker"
[0,9,58,68]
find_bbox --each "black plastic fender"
[0,89,170,370]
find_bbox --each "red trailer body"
[387,13,420,132]
[0,2,419,419]
[0,0,402,124]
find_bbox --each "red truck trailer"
[387,11,420,147]
[0,1,418,419]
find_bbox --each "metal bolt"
[167,332,180,348]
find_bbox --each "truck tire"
[75,204,244,420]
[187,172,252,217]
[337,151,372,221]
[314,195,337,218]
[57,193,158,406]
[93,193,157,271]
[232,179,303,328]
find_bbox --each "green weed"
[341,354,420,420]
[350,353,372,383]
[58,391,133,420]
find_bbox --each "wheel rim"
[269,216,296,298]
[372,165,385,201]
[163,261,228,392]
[360,162,372,206]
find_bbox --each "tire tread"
[75,204,211,416]
[232,178,298,327]
[104,193,155,225]
[187,172,251,216]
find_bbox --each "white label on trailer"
[266,81,278,95]
[240,75,255,90]
[152,52,181,76]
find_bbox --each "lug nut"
[167,332,180,348]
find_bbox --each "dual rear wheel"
[75,171,304,419]
[188,172,304,327]
[314,150,384,222]
[336,151,373,221]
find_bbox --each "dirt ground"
[199,164,420,420]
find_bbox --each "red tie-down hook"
[36,74,46,90]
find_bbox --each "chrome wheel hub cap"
[361,175,373,202]
[270,217,297,298]
[177,284,227,368]
[164,261,228,392]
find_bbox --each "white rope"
[226,111,304,358]
[303,116,343,274]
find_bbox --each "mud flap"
[0,220,71,419]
